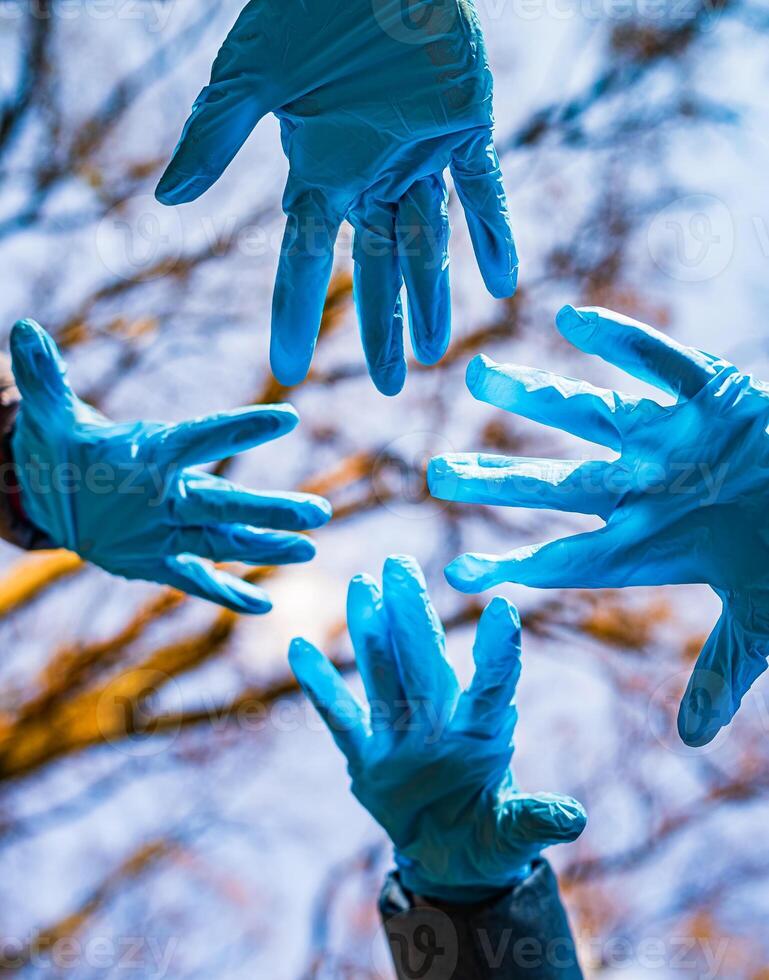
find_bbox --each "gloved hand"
[156,0,517,396]
[9,319,331,613]
[429,305,769,747]
[289,555,586,901]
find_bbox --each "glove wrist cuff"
[394,851,532,904]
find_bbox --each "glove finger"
[351,199,407,396]
[289,637,367,765]
[152,405,298,469]
[396,174,451,365]
[270,188,341,387]
[347,574,405,718]
[677,600,769,747]
[499,794,587,848]
[181,475,331,532]
[444,526,644,594]
[10,319,76,417]
[382,555,459,709]
[453,597,521,739]
[450,128,518,299]
[155,4,272,204]
[556,305,728,400]
[465,353,651,451]
[171,525,315,566]
[157,555,272,614]
[428,454,616,519]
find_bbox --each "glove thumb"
[498,793,587,850]
[10,319,74,417]
[678,590,769,747]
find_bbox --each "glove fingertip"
[11,317,44,344]
[347,575,385,638]
[370,366,407,397]
[10,319,72,408]
[10,318,60,369]
[154,178,176,207]
[465,353,495,391]
[555,304,598,340]
[518,794,587,843]
[445,554,497,594]
[305,495,333,526]
[485,595,520,629]
[239,595,273,616]
[269,335,315,388]
[560,797,588,836]
[284,534,316,563]
[427,455,467,502]
[676,661,739,747]
[211,578,273,616]
[676,699,720,748]
[383,553,421,580]
[288,636,322,678]
[154,167,212,206]
[270,359,306,389]
[554,810,587,844]
[485,262,519,300]
[258,403,300,438]
[348,572,380,601]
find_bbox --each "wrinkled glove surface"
[157,0,517,396]
[290,555,585,901]
[429,305,769,746]
[10,319,331,613]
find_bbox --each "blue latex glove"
[289,555,586,901]
[429,305,769,747]
[155,0,517,396]
[9,319,331,613]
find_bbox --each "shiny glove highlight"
[10,319,331,613]
[156,0,517,396]
[289,555,586,902]
[429,305,769,746]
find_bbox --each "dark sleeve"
[0,354,54,551]
[379,860,583,980]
